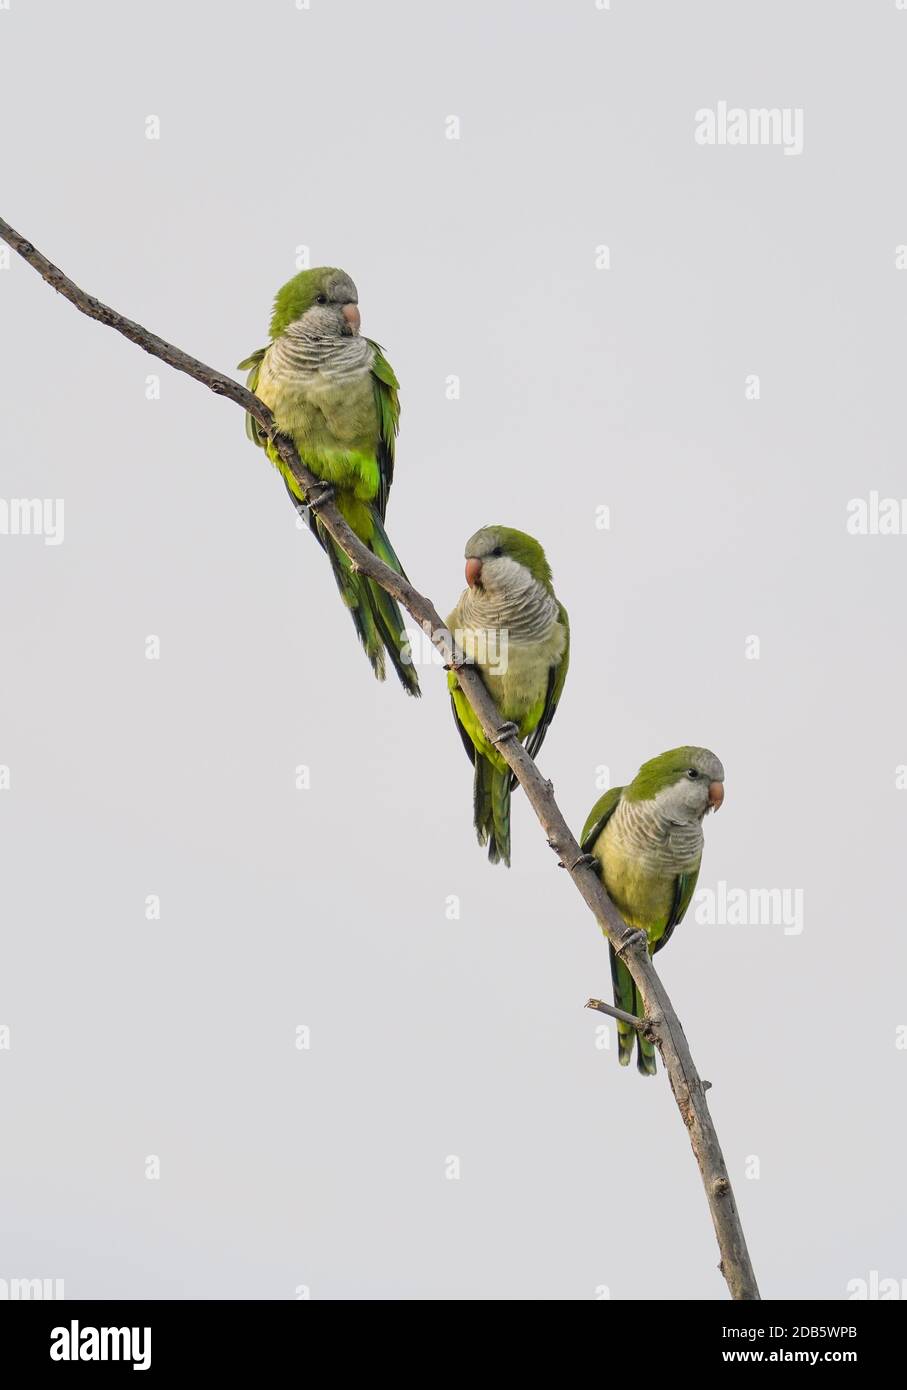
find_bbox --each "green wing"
[523,603,570,768]
[449,692,478,766]
[367,339,400,521]
[580,784,623,853]
[653,865,701,955]
[447,668,489,766]
[237,348,268,448]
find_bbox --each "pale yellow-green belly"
[257,358,380,500]
[450,620,566,726]
[595,826,677,939]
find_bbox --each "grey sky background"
[1,0,904,1299]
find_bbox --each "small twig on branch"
[0,214,760,1301]
[585,997,650,1031]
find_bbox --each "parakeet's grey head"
[269,266,360,340]
[463,525,554,598]
[626,746,725,823]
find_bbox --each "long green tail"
[365,513,421,697]
[473,758,512,866]
[286,483,420,697]
[609,943,657,1076]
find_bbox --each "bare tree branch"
[0,215,761,1301]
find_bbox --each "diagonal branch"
[0,215,760,1301]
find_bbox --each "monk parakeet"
[447,527,569,867]
[238,267,419,695]
[580,747,725,1075]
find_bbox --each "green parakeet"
[580,747,725,1075]
[447,527,569,867]
[239,267,419,696]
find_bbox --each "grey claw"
[492,721,519,745]
[306,482,336,511]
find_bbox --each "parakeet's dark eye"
[687,769,699,779]
[491,547,503,558]
[315,294,327,304]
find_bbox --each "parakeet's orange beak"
[465,557,482,588]
[342,303,361,334]
[708,781,724,812]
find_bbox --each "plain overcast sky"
[1,0,905,1299]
